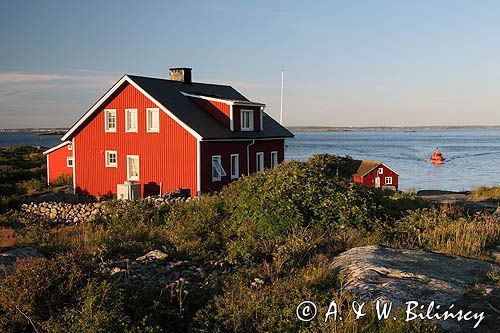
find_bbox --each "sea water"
[1,130,499,191]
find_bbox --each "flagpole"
[280,69,284,125]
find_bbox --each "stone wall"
[19,189,193,225]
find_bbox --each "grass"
[387,205,500,259]
[470,186,500,202]
[0,146,48,213]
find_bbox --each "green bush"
[0,254,93,332]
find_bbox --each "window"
[212,155,226,182]
[378,168,384,174]
[240,110,254,131]
[385,177,393,185]
[256,152,264,173]
[104,109,116,132]
[127,155,140,181]
[67,145,72,151]
[125,109,138,132]
[66,157,73,167]
[230,154,239,179]
[147,108,160,132]
[270,151,278,168]
[105,150,117,167]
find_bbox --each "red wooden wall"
[353,164,399,190]
[47,144,73,183]
[191,99,231,128]
[232,105,261,131]
[72,83,198,197]
[200,139,284,192]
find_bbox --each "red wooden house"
[351,160,399,191]
[43,141,73,184]
[44,68,293,197]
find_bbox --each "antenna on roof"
[280,69,284,125]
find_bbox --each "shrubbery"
[1,153,497,332]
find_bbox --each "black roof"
[128,75,294,140]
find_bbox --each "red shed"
[45,68,293,197]
[43,141,74,185]
[351,160,399,191]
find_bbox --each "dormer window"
[241,110,254,131]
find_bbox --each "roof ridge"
[126,74,234,89]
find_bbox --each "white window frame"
[378,168,384,174]
[230,154,239,179]
[385,177,393,185]
[126,155,140,181]
[66,156,73,167]
[105,150,118,168]
[212,155,226,182]
[240,109,254,131]
[270,151,278,168]
[256,152,264,173]
[146,108,160,133]
[125,109,138,133]
[67,145,72,151]
[104,109,117,133]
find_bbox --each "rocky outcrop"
[330,245,499,332]
[100,250,226,295]
[0,246,41,280]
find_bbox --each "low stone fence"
[19,189,193,225]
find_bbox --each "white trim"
[256,152,264,173]
[146,107,160,133]
[270,151,278,168]
[127,78,202,140]
[230,154,239,179]
[385,176,393,185]
[246,139,255,175]
[43,141,72,155]
[62,75,203,142]
[105,150,118,168]
[202,137,292,142]
[378,168,384,175]
[197,139,201,195]
[66,156,73,168]
[240,109,254,131]
[72,138,76,194]
[67,145,72,151]
[229,105,234,131]
[46,155,50,185]
[211,155,226,182]
[125,108,138,133]
[180,91,265,107]
[260,107,264,131]
[381,163,400,176]
[359,163,400,177]
[126,155,140,181]
[104,109,117,133]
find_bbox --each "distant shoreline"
[287,125,500,132]
[1,125,500,133]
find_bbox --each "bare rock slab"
[330,245,499,332]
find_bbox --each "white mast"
[280,69,284,125]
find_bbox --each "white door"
[374,176,381,188]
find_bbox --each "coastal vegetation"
[470,186,500,202]
[0,147,498,332]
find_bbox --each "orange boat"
[430,148,445,164]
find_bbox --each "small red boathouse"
[351,160,399,191]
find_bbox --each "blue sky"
[1,0,500,128]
